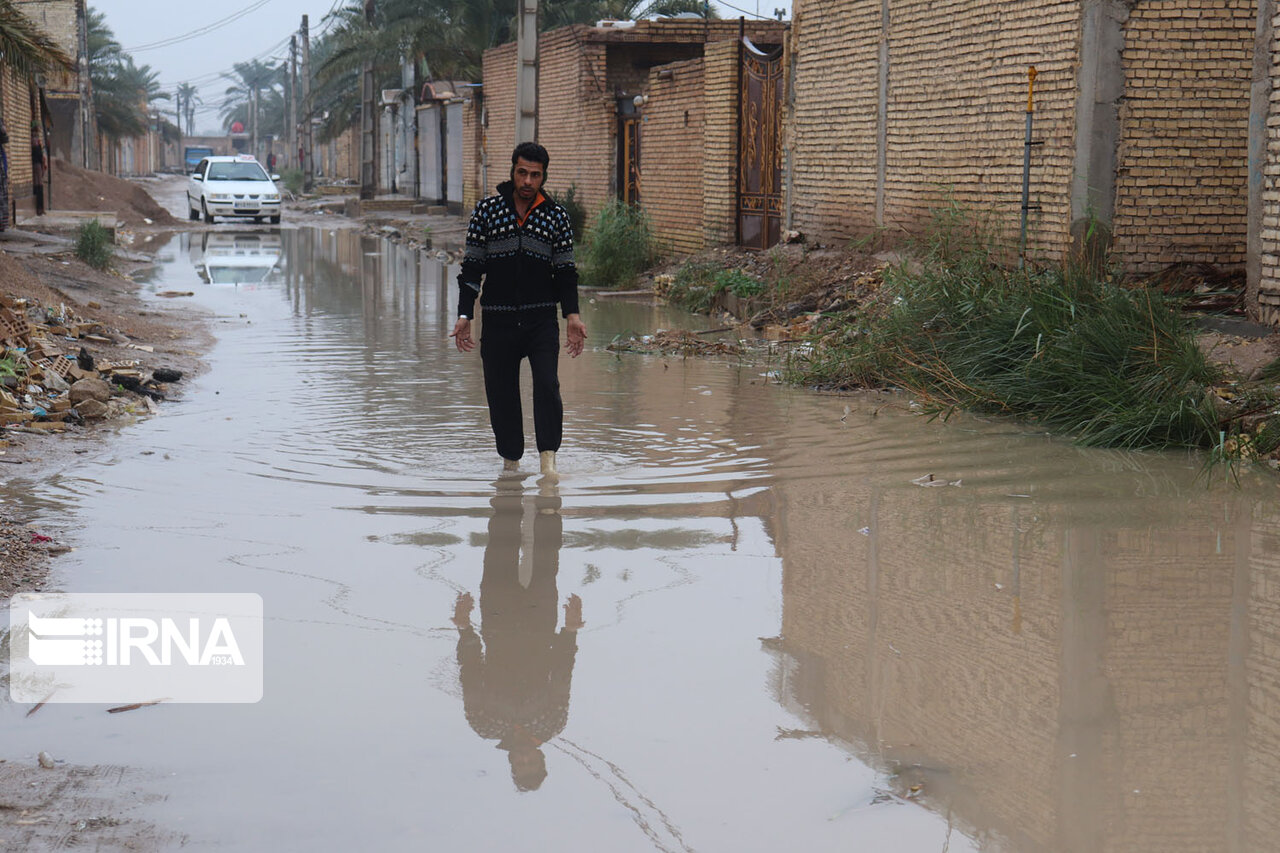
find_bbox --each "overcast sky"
[88,0,792,135]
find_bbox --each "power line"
[124,0,279,53]
[716,0,773,19]
[158,35,291,89]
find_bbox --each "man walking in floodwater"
[451,142,587,477]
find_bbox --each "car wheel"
[202,200,214,225]
[188,200,199,221]
[269,215,280,225]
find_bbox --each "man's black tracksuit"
[457,182,579,461]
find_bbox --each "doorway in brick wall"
[619,115,642,205]
[737,39,783,249]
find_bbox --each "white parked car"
[187,155,282,225]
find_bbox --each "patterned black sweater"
[457,181,579,320]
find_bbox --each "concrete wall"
[641,58,706,255]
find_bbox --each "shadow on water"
[1,226,1279,851]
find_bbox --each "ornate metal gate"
[620,116,642,205]
[737,41,784,250]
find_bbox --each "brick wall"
[331,122,359,182]
[1113,0,1255,274]
[789,0,1079,256]
[13,0,77,93]
[703,40,739,248]
[462,96,483,210]
[2,69,35,211]
[882,1,1079,256]
[477,20,787,230]
[478,42,518,204]
[788,0,883,238]
[1259,7,1280,321]
[536,28,613,217]
[641,58,705,255]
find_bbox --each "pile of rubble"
[0,296,181,433]
[744,266,887,340]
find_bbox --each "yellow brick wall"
[330,121,359,182]
[477,21,787,231]
[536,28,614,219]
[641,58,705,256]
[477,42,518,205]
[2,69,35,206]
[1113,0,1255,274]
[788,0,883,238]
[883,1,1079,256]
[703,40,739,247]
[462,96,482,210]
[1259,8,1280,321]
[790,0,1078,256]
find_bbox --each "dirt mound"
[49,158,179,227]
[0,249,44,293]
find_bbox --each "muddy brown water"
[2,227,1279,851]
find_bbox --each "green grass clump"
[280,168,303,195]
[74,220,113,270]
[665,263,764,313]
[556,184,587,243]
[788,208,1224,450]
[580,201,656,289]
[713,268,764,299]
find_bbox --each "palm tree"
[93,55,168,141]
[176,82,201,135]
[0,0,73,76]
[219,59,283,133]
[544,0,715,27]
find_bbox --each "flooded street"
[3,226,1280,851]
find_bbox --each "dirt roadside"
[0,169,218,849]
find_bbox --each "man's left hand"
[565,314,587,358]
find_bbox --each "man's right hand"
[450,317,475,352]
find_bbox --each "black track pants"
[480,315,562,461]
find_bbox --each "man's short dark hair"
[512,142,549,173]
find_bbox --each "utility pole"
[288,36,297,169]
[515,0,538,143]
[251,82,259,161]
[301,14,314,192]
[175,88,183,170]
[359,0,377,199]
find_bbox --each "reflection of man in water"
[452,488,582,791]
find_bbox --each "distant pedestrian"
[30,123,46,216]
[451,142,586,477]
[267,152,277,172]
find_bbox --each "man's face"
[512,157,545,202]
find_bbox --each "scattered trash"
[858,527,870,535]
[155,291,194,298]
[106,698,167,714]
[911,473,962,487]
[37,751,55,769]
[607,329,744,357]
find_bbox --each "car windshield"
[207,162,269,181]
